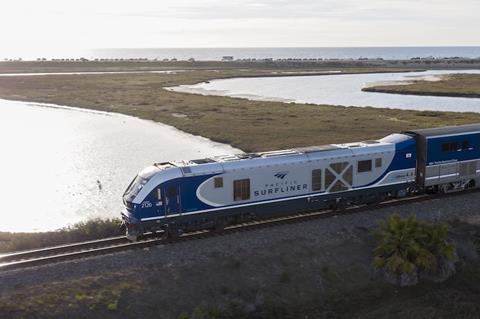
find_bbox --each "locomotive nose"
[121,209,141,241]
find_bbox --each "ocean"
[4,47,480,62]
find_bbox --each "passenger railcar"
[122,124,480,240]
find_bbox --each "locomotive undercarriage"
[429,178,477,194]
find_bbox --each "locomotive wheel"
[166,226,182,238]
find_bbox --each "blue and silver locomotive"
[122,124,480,240]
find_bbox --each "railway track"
[0,189,478,271]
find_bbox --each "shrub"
[0,218,123,253]
[373,214,455,286]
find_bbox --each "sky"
[0,0,479,57]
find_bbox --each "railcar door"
[164,183,181,215]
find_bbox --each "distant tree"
[373,214,456,286]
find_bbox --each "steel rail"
[0,236,128,263]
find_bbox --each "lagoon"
[0,100,239,232]
[171,70,480,113]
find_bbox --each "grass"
[0,273,141,318]
[363,74,480,98]
[174,261,480,319]
[0,69,479,153]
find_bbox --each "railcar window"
[358,160,372,173]
[233,179,250,201]
[462,140,470,150]
[442,142,458,152]
[214,177,223,188]
[312,169,322,191]
[375,158,382,168]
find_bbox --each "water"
[171,70,480,113]
[5,47,480,61]
[0,100,240,232]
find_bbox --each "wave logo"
[274,171,289,179]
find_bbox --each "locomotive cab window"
[375,158,382,168]
[155,188,162,201]
[233,179,250,201]
[357,160,372,173]
[312,169,322,191]
[214,177,223,188]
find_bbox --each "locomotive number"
[141,201,153,208]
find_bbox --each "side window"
[462,140,470,150]
[325,169,335,189]
[233,179,250,201]
[155,188,162,201]
[312,169,322,191]
[167,186,177,197]
[358,160,372,173]
[375,158,382,168]
[442,142,458,152]
[330,180,349,192]
[325,162,352,193]
[214,177,223,188]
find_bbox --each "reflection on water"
[171,70,480,112]
[0,100,239,232]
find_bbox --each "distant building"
[222,56,234,61]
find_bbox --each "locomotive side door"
[415,134,427,187]
[163,182,181,215]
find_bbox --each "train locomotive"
[122,124,480,240]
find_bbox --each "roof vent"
[190,158,216,164]
[260,149,298,157]
[362,140,380,144]
[181,167,192,174]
